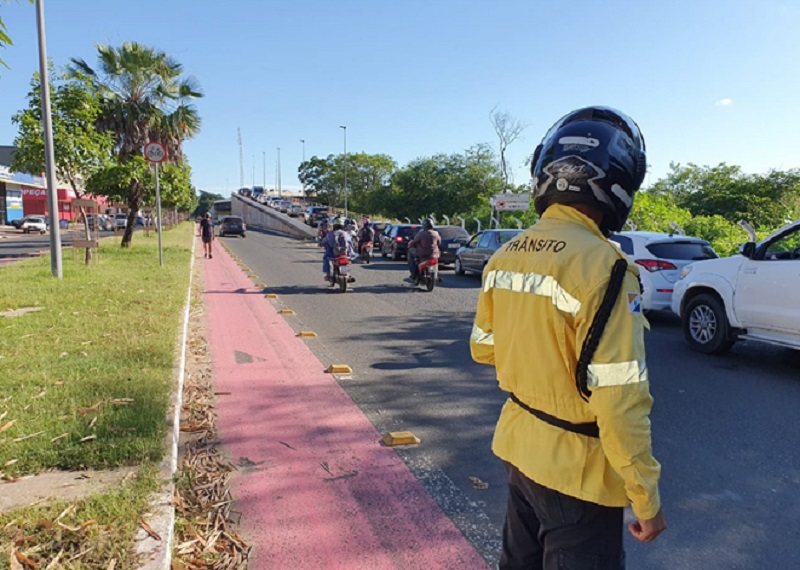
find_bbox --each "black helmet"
[423,218,434,230]
[531,106,646,234]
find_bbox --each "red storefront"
[21,186,108,221]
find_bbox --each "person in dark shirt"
[407,218,441,282]
[200,212,215,258]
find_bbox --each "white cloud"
[715,98,734,107]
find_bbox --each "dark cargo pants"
[499,462,625,570]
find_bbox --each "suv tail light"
[635,259,677,272]
[395,236,404,242]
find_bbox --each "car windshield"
[223,217,242,224]
[398,226,420,237]
[498,230,522,244]
[437,227,470,240]
[646,241,717,260]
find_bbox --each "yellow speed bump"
[382,431,420,446]
[265,294,278,299]
[296,331,317,338]
[255,282,267,288]
[278,309,296,315]
[326,364,352,374]
[247,274,258,280]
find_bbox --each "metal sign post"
[144,142,166,267]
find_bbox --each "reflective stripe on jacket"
[470,204,661,519]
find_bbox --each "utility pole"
[238,128,244,190]
[277,147,281,197]
[339,125,347,217]
[36,0,62,278]
[300,139,306,206]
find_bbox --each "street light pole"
[35,0,62,279]
[276,147,281,197]
[339,125,347,217]
[300,139,306,206]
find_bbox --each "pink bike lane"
[202,244,491,569]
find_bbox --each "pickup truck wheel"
[455,257,465,276]
[684,293,735,354]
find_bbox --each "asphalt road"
[221,228,800,570]
[0,227,137,258]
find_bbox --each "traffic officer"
[470,106,666,569]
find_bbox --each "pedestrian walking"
[200,212,214,258]
[470,106,666,570]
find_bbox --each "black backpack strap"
[509,393,600,438]
[575,258,630,402]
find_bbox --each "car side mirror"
[739,242,756,259]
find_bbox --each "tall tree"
[299,153,396,213]
[11,68,112,264]
[389,144,503,221]
[490,107,527,189]
[69,42,202,246]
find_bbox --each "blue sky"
[1,0,799,197]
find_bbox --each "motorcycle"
[416,257,439,292]
[360,241,374,264]
[329,254,352,292]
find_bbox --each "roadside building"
[0,145,108,224]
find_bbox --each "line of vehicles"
[236,195,800,355]
[9,212,144,233]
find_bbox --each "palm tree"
[69,42,202,246]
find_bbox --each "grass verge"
[0,224,194,567]
[0,464,161,569]
[0,224,192,476]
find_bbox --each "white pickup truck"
[672,220,800,353]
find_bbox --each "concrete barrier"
[232,195,317,239]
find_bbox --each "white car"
[672,220,800,353]
[113,213,128,229]
[608,231,718,312]
[21,216,48,234]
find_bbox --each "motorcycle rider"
[407,218,441,283]
[357,220,376,258]
[320,219,353,282]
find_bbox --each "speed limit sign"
[144,142,166,163]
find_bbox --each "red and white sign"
[144,142,167,163]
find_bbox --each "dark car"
[455,229,523,275]
[434,225,471,265]
[304,206,329,226]
[219,215,246,238]
[381,224,421,260]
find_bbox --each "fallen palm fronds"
[172,274,250,570]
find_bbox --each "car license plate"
[448,243,460,249]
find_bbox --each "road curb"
[137,235,195,570]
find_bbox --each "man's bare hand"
[628,509,666,543]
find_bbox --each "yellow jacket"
[470,204,661,519]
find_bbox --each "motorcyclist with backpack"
[320,219,353,282]
[407,218,441,284]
